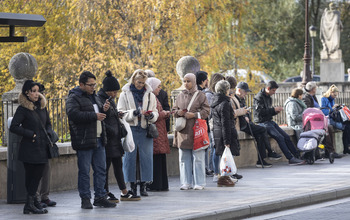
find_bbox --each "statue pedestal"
[320,50,345,82]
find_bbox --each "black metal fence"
[1,91,350,145]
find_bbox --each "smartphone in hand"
[108,96,113,102]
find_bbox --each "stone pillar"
[320,50,345,82]
[2,53,37,145]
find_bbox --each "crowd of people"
[10,69,349,214]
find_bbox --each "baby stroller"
[297,108,334,164]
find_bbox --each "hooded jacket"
[284,97,306,129]
[10,93,50,163]
[210,93,240,156]
[253,88,278,123]
[97,89,124,158]
[66,86,106,151]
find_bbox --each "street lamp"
[302,0,311,86]
[309,25,317,77]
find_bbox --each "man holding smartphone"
[232,82,281,168]
[253,81,305,166]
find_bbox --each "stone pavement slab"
[1,156,350,220]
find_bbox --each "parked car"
[224,69,274,84]
[283,74,348,82]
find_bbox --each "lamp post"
[302,0,311,86]
[309,25,317,78]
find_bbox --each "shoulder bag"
[33,111,60,159]
[175,91,199,132]
[146,93,159,138]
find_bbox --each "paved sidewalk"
[1,156,350,220]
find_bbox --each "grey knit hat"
[215,80,230,95]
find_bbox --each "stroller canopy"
[303,108,328,131]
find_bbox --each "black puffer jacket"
[253,88,277,123]
[210,93,240,156]
[66,87,106,151]
[97,89,124,158]
[10,93,50,164]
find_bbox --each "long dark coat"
[210,93,240,156]
[10,93,50,164]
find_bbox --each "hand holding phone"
[107,96,113,102]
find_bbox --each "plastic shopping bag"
[342,106,350,120]
[193,119,210,151]
[220,147,237,176]
[121,117,135,152]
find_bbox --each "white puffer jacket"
[117,83,158,129]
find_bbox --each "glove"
[133,109,141,116]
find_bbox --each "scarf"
[130,83,145,105]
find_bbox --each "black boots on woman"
[23,195,48,214]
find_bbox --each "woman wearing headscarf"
[117,69,159,196]
[10,80,50,214]
[146,77,171,191]
[173,73,210,190]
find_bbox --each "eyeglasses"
[85,83,97,88]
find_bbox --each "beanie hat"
[195,71,208,85]
[146,77,161,91]
[102,70,120,91]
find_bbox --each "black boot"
[34,196,48,212]
[130,182,138,196]
[140,182,148,197]
[23,195,48,214]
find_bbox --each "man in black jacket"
[66,71,116,209]
[253,81,305,165]
[234,82,281,168]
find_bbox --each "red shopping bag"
[342,106,350,120]
[193,119,210,151]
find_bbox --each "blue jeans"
[76,138,106,199]
[259,121,298,160]
[212,147,221,175]
[123,125,153,183]
[179,149,206,187]
[205,131,214,171]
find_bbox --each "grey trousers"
[36,160,51,201]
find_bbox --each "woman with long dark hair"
[10,80,50,214]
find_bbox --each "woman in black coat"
[97,71,140,202]
[210,80,240,186]
[10,80,50,214]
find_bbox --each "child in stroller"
[297,108,335,164]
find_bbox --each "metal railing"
[1,91,350,145]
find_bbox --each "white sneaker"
[194,185,204,190]
[180,184,191,190]
[213,174,219,182]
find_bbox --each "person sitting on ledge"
[253,81,305,165]
[230,81,282,168]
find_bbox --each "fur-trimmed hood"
[18,93,47,110]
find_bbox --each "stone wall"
[0,127,344,200]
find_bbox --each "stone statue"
[320,3,343,59]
